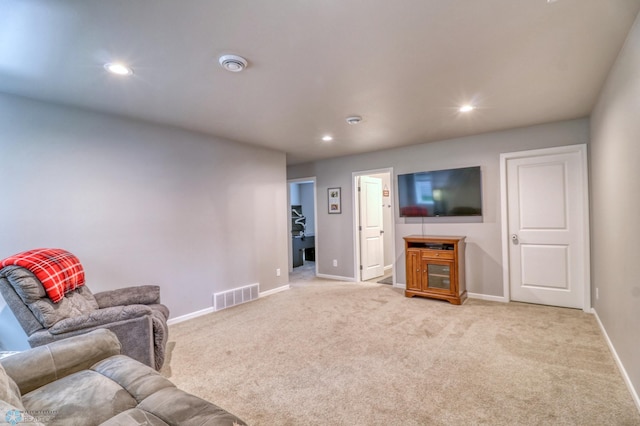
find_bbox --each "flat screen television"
[398,166,482,217]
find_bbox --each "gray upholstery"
[0,265,169,370]
[0,330,247,426]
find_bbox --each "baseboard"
[167,306,214,326]
[259,284,290,298]
[384,265,393,272]
[316,273,356,282]
[388,285,508,303]
[593,308,640,413]
[467,292,508,303]
[168,284,289,324]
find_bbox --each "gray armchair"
[0,265,169,370]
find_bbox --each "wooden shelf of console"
[404,235,466,305]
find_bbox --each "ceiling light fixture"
[322,135,333,142]
[346,116,363,125]
[459,104,475,113]
[104,62,133,76]
[219,54,248,72]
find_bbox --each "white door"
[359,176,384,281]
[503,145,589,309]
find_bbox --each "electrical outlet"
[596,288,599,300]
[276,268,281,277]
[333,259,338,267]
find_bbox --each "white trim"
[259,284,290,298]
[316,273,356,282]
[167,284,289,325]
[167,306,214,326]
[499,150,510,303]
[391,286,508,302]
[287,177,318,277]
[499,144,591,312]
[467,292,508,303]
[593,309,640,413]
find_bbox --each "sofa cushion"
[138,387,248,426]
[29,287,100,328]
[91,355,175,403]
[99,408,169,426]
[21,370,137,426]
[0,362,23,410]
[1,266,98,327]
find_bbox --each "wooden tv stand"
[404,235,466,305]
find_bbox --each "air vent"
[219,54,248,72]
[213,283,259,311]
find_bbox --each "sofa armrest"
[48,305,153,335]
[0,329,121,395]
[94,285,161,308]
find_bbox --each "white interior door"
[359,176,384,281]
[503,145,589,309]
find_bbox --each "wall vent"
[213,283,259,311]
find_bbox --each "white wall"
[288,118,589,296]
[0,93,289,349]
[290,183,301,205]
[590,10,640,406]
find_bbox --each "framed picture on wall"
[328,187,341,214]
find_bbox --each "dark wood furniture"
[292,235,315,267]
[404,235,466,305]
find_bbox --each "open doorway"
[353,169,395,285]
[288,177,317,281]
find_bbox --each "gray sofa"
[0,265,169,370]
[0,329,247,426]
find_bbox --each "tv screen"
[398,166,482,217]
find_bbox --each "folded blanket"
[0,248,85,303]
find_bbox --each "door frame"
[352,168,396,284]
[499,144,591,312]
[287,177,318,276]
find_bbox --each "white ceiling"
[1,1,639,164]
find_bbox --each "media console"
[403,235,466,305]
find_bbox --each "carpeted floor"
[377,275,393,285]
[162,278,639,425]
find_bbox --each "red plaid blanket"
[0,248,85,303]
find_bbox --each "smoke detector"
[346,116,363,125]
[218,54,248,72]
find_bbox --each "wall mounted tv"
[397,166,482,217]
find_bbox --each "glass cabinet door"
[425,263,452,291]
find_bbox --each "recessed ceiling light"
[104,62,133,76]
[219,54,248,72]
[346,116,363,125]
[322,135,333,142]
[459,105,475,113]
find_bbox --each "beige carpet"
[162,278,639,425]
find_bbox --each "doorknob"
[511,234,519,244]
